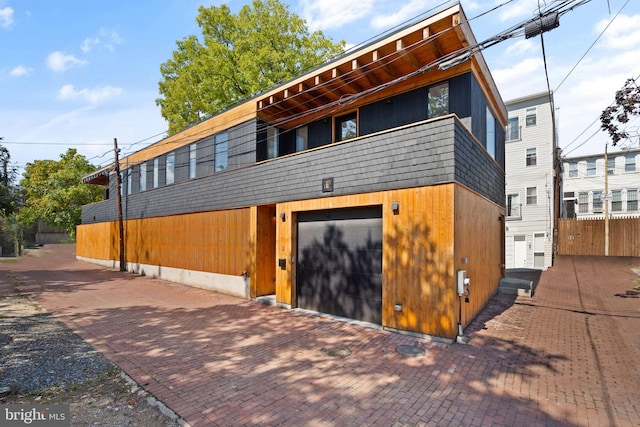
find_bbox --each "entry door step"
[499,277,534,297]
[255,294,277,306]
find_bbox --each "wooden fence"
[558,217,640,256]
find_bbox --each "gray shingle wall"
[453,120,505,206]
[82,117,504,223]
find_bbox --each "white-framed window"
[612,190,622,212]
[607,157,615,175]
[166,152,175,185]
[153,158,159,188]
[593,191,603,213]
[628,189,638,211]
[296,126,308,152]
[526,187,537,205]
[139,162,147,192]
[578,192,589,213]
[506,194,521,218]
[568,162,578,177]
[506,117,520,141]
[526,148,537,166]
[486,107,495,159]
[525,107,537,126]
[428,82,449,119]
[189,143,197,179]
[625,154,636,172]
[215,132,228,171]
[586,159,596,176]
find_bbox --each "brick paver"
[3,245,639,426]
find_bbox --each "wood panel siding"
[77,208,252,276]
[274,184,499,339]
[76,222,117,261]
[454,186,504,333]
[250,205,276,298]
[558,218,640,256]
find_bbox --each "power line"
[554,0,632,93]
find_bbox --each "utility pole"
[113,138,126,271]
[604,143,609,256]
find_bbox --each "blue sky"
[1,0,639,173]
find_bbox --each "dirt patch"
[1,368,182,426]
[0,279,184,426]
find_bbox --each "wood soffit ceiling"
[254,4,502,130]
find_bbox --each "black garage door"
[297,206,383,324]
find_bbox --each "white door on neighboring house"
[513,235,527,268]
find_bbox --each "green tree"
[17,149,103,240]
[156,0,345,134]
[0,144,18,216]
[601,77,640,145]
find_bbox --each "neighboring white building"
[562,148,640,219]
[505,92,556,270]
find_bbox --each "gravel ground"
[0,315,113,393]
[0,275,184,427]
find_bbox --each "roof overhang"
[255,3,506,129]
[82,166,110,185]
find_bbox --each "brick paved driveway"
[3,244,639,426]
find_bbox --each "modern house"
[504,92,556,270]
[562,147,640,219]
[78,4,507,341]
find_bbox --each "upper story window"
[526,186,537,205]
[428,82,449,119]
[506,194,521,218]
[215,132,228,171]
[296,126,308,152]
[593,191,603,212]
[525,107,537,126]
[578,192,588,213]
[126,169,132,195]
[267,127,279,159]
[625,154,636,172]
[586,159,596,176]
[526,148,537,166]
[612,190,622,211]
[486,107,495,159]
[153,158,159,189]
[166,152,175,185]
[189,143,197,179]
[139,163,147,192]
[607,157,615,175]
[506,117,520,141]
[335,112,357,142]
[628,189,638,211]
[568,162,578,177]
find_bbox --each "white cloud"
[10,65,33,77]
[492,56,546,101]
[0,6,14,28]
[57,84,123,104]
[81,28,125,53]
[301,0,376,31]
[498,0,539,22]
[81,36,100,54]
[596,14,640,50]
[98,28,125,52]
[505,39,537,56]
[47,51,87,72]
[371,0,433,29]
